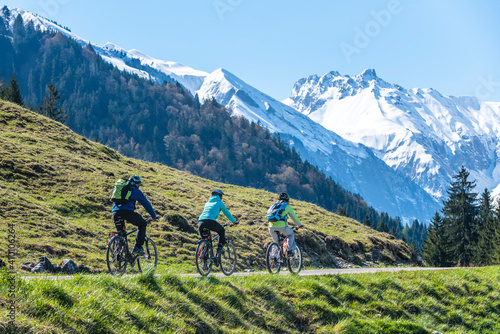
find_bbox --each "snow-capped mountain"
[197,69,440,223]
[284,69,500,202]
[2,7,208,94]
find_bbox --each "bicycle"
[106,217,158,276]
[195,222,238,276]
[266,226,302,274]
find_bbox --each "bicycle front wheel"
[106,236,127,276]
[266,242,281,274]
[287,246,302,274]
[137,237,158,274]
[220,240,237,276]
[195,240,212,276]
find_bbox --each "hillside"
[0,100,417,272]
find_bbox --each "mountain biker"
[198,189,238,254]
[112,175,158,255]
[267,192,303,256]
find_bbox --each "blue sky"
[5,0,500,101]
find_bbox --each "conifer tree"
[12,14,24,46]
[39,82,67,123]
[442,166,478,266]
[7,75,24,107]
[422,212,452,266]
[0,15,7,36]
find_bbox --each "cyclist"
[266,192,303,256]
[198,189,238,254]
[112,175,158,255]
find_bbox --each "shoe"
[133,247,145,256]
[217,245,225,255]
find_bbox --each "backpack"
[110,178,133,204]
[266,200,288,222]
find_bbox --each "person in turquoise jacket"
[267,192,303,256]
[198,189,238,254]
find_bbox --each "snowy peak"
[285,68,500,202]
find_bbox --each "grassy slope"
[0,100,415,272]
[2,267,500,333]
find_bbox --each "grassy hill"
[0,100,416,273]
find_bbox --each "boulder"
[0,258,5,268]
[59,259,78,274]
[32,263,46,273]
[38,256,55,272]
[77,264,91,274]
[21,262,35,272]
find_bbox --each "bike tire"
[287,246,302,274]
[220,239,237,276]
[137,237,158,274]
[106,236,127,276]
[195,240,213,276]
[266,242,281,274]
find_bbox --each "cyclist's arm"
[133,188,157,219]
[220,202,236,224]
[284,205,302,227]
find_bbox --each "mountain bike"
[266,226,302,274]
[195,222,238,276]
[106,217,158,276]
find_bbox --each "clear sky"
[5,0,500,102]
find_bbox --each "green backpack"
[110,178,133,204]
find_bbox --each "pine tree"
[12,14,25,46]
[442,166,478,266]
[472,188,496,265]
[1,6,10,22]
[39,82,67,123]
[422,212,452,266]
[493,198,500,264]
[7,75,24,107]
[0,15,7,36]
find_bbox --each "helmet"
[279,192,290,201]
[211,189,224,197]
[129,175,142,186]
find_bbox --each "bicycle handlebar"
[223,220,239,227]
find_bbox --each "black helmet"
[212,189,224,197]
[129,175,142,187]
[279,192,290,201]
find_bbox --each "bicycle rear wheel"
[137,237,158,274]
[195,240,212,276]
[287,246,302,274]
[266,242,281,274]
[220,240,237,276]
[106,236,127,276]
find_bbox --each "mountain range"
[6,6,500,225]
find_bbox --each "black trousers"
[113,210,148,248]
[198,219,226,245]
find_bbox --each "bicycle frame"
[108,228,139,261]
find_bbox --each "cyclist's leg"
[112,211,126,231]
[268,227,280,244]
[123,211,148,249]
[284,226,297,250]
[199,219,226,245]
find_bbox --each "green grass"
[2,267,499,333]
[0,100,416,273]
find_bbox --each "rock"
[77,264,91,274]
[21,262,35,272]
[0,258,5,268]
[38,256,55,272]
[32,263,46,273]
[60,259,78,274]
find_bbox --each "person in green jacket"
[198,189,238,254]
[266,192,303,256]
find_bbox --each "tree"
[1,6,10,22]
[7,75,24,107]
[13,14,25,45]
[422,212,452,266]
[474,188,497,265]
[39,82,67,123]
[0,15,7,36]
[441,166,478,266]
